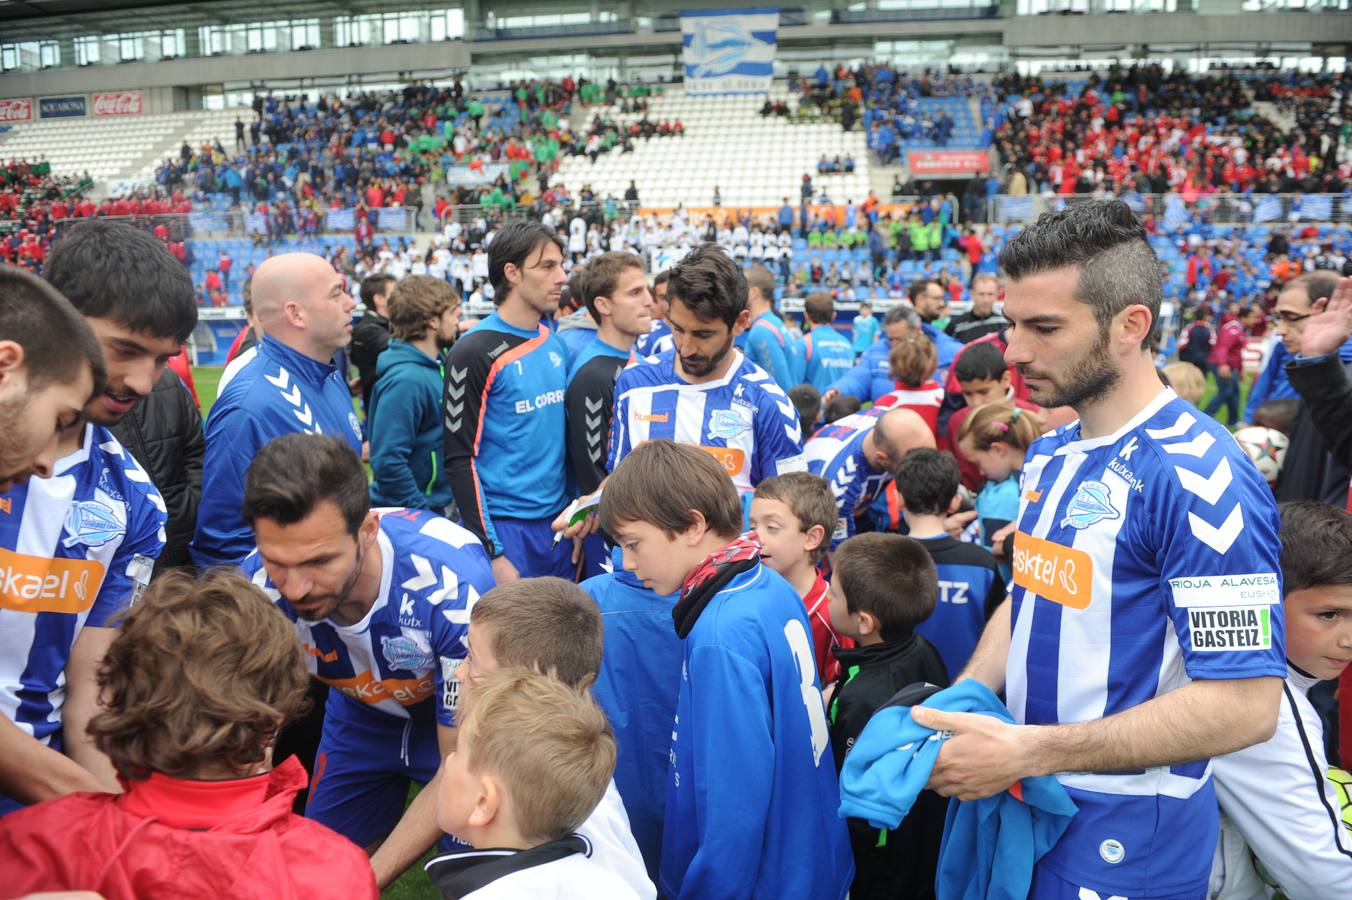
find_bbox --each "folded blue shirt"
[839,679,1078,900]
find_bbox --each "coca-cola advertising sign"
[92,91,143,117]
[0,98,33,123]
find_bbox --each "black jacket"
[828,635,950,900]
[1276,355,1352,505]
[108,368,204,575]
[349,310,391,411]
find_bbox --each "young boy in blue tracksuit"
[599,440,854,900]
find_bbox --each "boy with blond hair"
[428,667,637,899]
[601,440,853,899]
[455,578,655,898]
[751,472,854,682]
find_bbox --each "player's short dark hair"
[44,219,197,342]
[1288,270,1339,305]
[833,533,937,638]
[243,434,369,537]
[470,578,603,688]
[581,251,645,320]
[1251,398,1300,436]
[954,341,1009,384]
[360,273,396,307]
[0,265,105,396]
[908,279,941,303]
[666,243,747,328]
[789,383,821,439]
[652,269,670,292]
[488,219,565,303]
[804,292,834,325]
[600,440,742,540]
[824,393,861,423]
[743,264,776,302]
[894,448,960,517]
[998,199,1161,349]
[1279,501,1352,594]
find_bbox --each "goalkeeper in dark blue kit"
[443,220,574,582]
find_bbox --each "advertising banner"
[907,150,989,176]
[92,91,144,117]
[39,96,86,119]
[0,98,33,123]
[681,8,778,96]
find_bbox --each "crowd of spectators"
[991,64,1351,197]
[150,77,683,239]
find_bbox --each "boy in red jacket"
[0,570,376,899]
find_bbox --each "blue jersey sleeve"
[750,384,806,485]
[746,325,795,391]
[828,355,873,400]
[607,367,635,474]
[418,520,497,728]
[678,645,775,899]
[1152,439,1287,680]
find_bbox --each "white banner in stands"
[681,8,778,96]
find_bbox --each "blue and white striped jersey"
[240,508,495,727]
[1006,389,1285,897]
[804,408,890,548]
[608,350,806,496]
[633,319,673,358]
[0,424,166,749]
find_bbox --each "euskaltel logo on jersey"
[0,548,105,614]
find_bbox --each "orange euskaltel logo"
[0,548,105,614]
[698,445,747,477]
[320,670,433,707]
[1011,531,1093,610]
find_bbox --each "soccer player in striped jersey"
[608,244,806,512]
[0,266,109,807]
[1,225,196,811]
[915,201,1286,900]
[633,270,673,358]
[239,435,495,885]
[804,406,934,549]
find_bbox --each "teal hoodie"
[368,339,453,511]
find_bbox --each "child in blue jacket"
[600,440,854,900]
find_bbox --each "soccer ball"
[1232,426,1289,485]
[1330,767,1352,833]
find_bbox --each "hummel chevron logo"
[427,566,461,607]
[1145,412,1195,440]
[1176,457,1232,506]
[402,554,437,591]
[447,382,466,401]
[585,414,602,432]
[281,384,302,406]
[264,368,290,390]
[1161,432,1216,458]
[449,366,468,383]
[585,397,603,414]
[1188,504,1244,554]
[293,404,314,427]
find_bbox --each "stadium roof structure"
[0,0,457,42]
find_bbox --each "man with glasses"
[1273,272,1352,504]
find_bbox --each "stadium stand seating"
[554,85,870,209]
[0,112,200,182]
